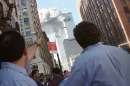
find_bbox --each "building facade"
[0,0,53,74]
[0,0,19,32]
[112,0,130,47]
[15,0,53,74]
[63,39,82,68]
[79,0,127,46]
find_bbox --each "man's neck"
[13,59,26,68]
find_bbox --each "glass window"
[107,8,111,13]
[123,6,130,14]
[120,0,127,5]
[24,18,30,25]
[21,0,26,6]
[128,17,130,23]
[26,28,30,30]
[23,12,28,16]
[24,18,29,23]
[26,30,31,36]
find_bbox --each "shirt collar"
[82,42,103,53]
[1,62,27,76]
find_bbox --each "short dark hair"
[31,69,39,77]
[74,21,101,48]
[0,31,25,62]
[52,68,62,75]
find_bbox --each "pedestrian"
[60,21,130,86]
[31,69,43,86]
[0,30,41,86]
[47,68,64,86]
[39,73,45,85]
[63,70,70,78]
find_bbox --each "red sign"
[47,42,57,52]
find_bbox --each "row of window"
[80,0,126,45]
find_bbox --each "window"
[26,28,30,30]
[0,2,4,18]
[120,0,127,5]
[128,17,130,23]
[21,0,26,6]
[111,16,114,22]
[24,18,30,25]
[123,6,130,14]
[24,18,29,23]
[107,8,111,13]
[23,12,28,16]
[26,30,31,36]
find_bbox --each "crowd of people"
[0,21,130,86]
[29,68,69,86]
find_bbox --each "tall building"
[79,0,127,46]
[39,9,76,70]
[28,0,53,70]
[15,0,53,74]
[112,0,130,47]
[15,0,32,41]
[0,0,19,32]
[63,39,82,68]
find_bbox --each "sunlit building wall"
[79,0,127,46]
[16,0,52,74]
[0,0,19,31]
[112,0,130,47]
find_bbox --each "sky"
[36,0,81,24]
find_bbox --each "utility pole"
[57,53,62,72]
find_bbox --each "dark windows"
[24,18,30,25]
[21,0,26,7]
[26,30,31,36]
[128,17,130,23]
[80,0,126,45]
[123,6,130,14]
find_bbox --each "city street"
[0,0,130,86]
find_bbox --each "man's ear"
[23,48,28,57]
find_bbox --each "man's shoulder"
[0,69,15,80]
[78,44,128,64]
[83,44,120,56]
[76,45,117,64]
[0,69,37,86]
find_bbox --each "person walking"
[31,69,44,86]
[60,21,130,86]
[48,68,64,86]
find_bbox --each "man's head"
[0,31,26,62]
[73,21,101,49]
[52,67,62,75]
[31,69,39,80]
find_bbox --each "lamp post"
[57,53,62,72]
